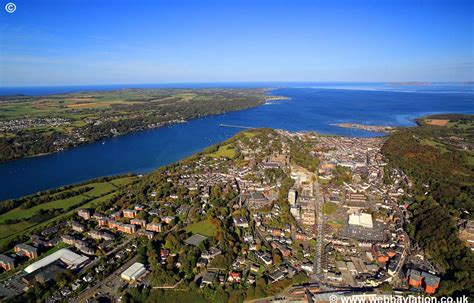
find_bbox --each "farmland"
[0,88,275,162]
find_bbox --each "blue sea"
[0,82,472,200]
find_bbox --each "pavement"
[72,255,139,303]
[313,169,324,278]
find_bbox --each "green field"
[0,176,137,245]
[420,138,449,152]
[322,202,338,215]
[207,144,237,159]
[184,219,217,237]
[242,130,257,138]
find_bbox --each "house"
[301,263,314,274]
[101,230,115,241]
[295,233,308,241]
[89,230,115,241]
[78,209,91,220]
[407,269,423,288]
[227,272,242,283]
[138,230,154,239]
[162,216,175,224]
[197,257,208,268]
[202,247,222,259]
[148,208,160,216]
[255,251,272,266]
[108,220,119,229]
[233,217,249,228]
[250,263,260,273]
[98,218,108,227]
[201,271,217,287]
[71,221,86,232]
[14,244,38,259]
[160,249,170,261]
[110,211,122,219]
[93,212,106,220]
[89,229,103,240]
[422,271,441,294]
[80,246,96,255]
[130,218,146,227]
[246,192,272,209]
[272,241,291,257]
[269,267,287,283]
[119,224,136,234]
[146,223,162,233]
[61,234,77,245]
[0,254,15,271]
[123,209,137,218]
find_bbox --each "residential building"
[14,244,38,259]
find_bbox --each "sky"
[0,0,472,86]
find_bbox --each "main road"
[312,167,324,279]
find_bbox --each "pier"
[219,124,253,129]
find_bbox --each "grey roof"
[0,254,14,264]
[250,192,266,200]
[185,234,207,246]
[421,271,440,286]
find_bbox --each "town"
[333,123,397,133]
[0,129,443,302]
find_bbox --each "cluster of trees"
[331,165,352,186]
[123,285,208,303]
[407,196,473,296]
[290,140,320,172]
[382,121,474,297]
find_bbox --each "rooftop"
[24,248,88,274]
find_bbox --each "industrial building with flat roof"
[121,262,146,281]
[24,248,89,274]
[348,213,373,229]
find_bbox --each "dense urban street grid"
[1,113,471,302]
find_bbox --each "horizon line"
[1,80,473,89]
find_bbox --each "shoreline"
[331,123,398,133]
[0,93,281,164]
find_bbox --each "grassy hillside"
[0,176,137,249]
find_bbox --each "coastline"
[331,123,397,133]
[0,92,282,164]
[1,85,472,201]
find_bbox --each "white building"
[121,262,146,281]
[290,205,301,220]
[24,248,89,274]
[288,189,297,205]
[348,213,373,229]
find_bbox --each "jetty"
[219,124,253,129]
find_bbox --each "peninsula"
[333,123,397,133]
[0,88,281,163]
